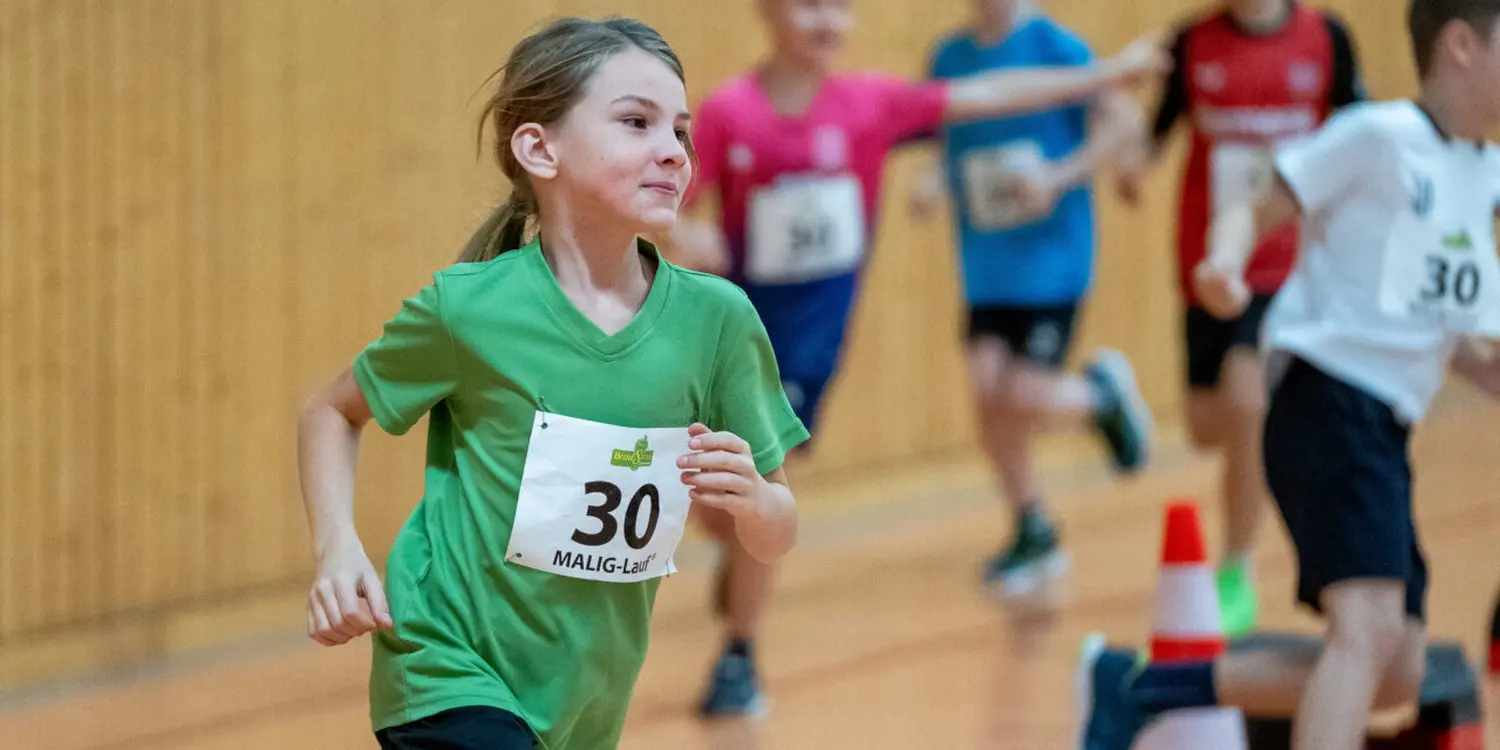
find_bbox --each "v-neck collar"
[525,236,672,360]
[751,68,829,122]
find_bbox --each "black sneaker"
[1077,634,1156,750]
[698,650,768,719]
[1084,349,1152,475]
[983,511,1068,599]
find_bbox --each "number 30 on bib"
[506,412,693,583]
[1378,216,1500,337]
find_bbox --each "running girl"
[297,17,809,750]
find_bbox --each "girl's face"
[763,0,853,70]
[529,47,694,235]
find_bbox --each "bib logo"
[1194,63,1226,93]
[610,437,654,471]
[1287,61,1322,96]
[1443,229,1474,252]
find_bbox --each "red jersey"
[1152,4,1364,304]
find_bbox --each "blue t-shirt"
[929,17,1097,306]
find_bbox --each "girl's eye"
[623,116,648,129]
[675,128,689,142]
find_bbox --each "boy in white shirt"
[1077,2,1500,749]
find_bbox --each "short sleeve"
[1150,26,1191,144]
[866,74,951,144]
[1323,12,1368,108]
[1274,105,1386,216]
[705,300,810,475]
[686,94,730,207]
[353,279,461,436]
[1046,23,1093,66]
[926,35,958,80]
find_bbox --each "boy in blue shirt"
[912,0,1153,599]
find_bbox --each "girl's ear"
[512,123,559,181]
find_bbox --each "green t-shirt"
[353,237,808,748]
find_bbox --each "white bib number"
[746,175,865,285]
[505,412,692,583]
[1210,143,1275,219]
[1378,215,1500,336]
[961,140,1048,231]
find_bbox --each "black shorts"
[966,304,1080,369]
[377,706,538,750]
[1261,357,1427,620]
[1184,295,1275,388]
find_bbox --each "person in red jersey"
[1115,0,1366,638]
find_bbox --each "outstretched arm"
[943,33,1170,123]
[1047,88,1147,194]
[1115,27,1188,203]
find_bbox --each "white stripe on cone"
[1152,565,1224,639]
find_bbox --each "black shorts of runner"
[377,706,538,750]
[1183,294,1275,388]
[966,304,1080,370]
[1261,356,1428,620]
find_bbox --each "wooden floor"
[5,387,1500,750]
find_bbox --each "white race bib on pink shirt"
[745,175,865,285]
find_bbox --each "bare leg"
[695,504,776,716]
[1218,347,1270,561]
[1212,582,1426,749]
[722,535,773,640]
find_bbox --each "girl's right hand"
[307,536,393,646]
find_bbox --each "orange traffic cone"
[1135,499,1247,750]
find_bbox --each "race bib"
[1378,213,1500,336]
[746,174,865,285]
[961,140,1048,231]
[1210,143,1275,219]
[505,412,693,583]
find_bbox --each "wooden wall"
[0,0,1415,690]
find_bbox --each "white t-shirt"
[1266,100,1500,423]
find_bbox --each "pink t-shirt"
[688,72,949,284]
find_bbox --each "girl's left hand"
[677,423,769,517]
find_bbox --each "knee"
[1373,632,1427,711]
[975,382,1033,437]
[1330,609,1407,656]
[1219,353,1268,431]
[997,371,1055,427]
[1220,388,1267,436]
